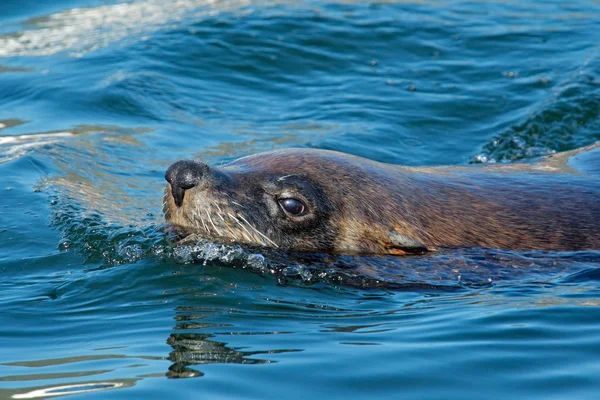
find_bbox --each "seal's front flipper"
[385,230,428,256]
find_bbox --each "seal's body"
[164,144,600,255]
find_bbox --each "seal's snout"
[165,160,209,207]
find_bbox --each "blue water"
[1,0,600,398]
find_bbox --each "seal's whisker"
[199,213,209,234]
[194,214,201,232]
[227,212,255,243]
[236,221,255,243]
[205,209,221,237]
[223,193,246,209]
[231,201,245,209]
[224,216,243,243]
[226,211,241,224]
[237,218,267,247]
[238,214,278,248]
[191,213,202,232]
[214,203,226,223]
[224,222,237,239]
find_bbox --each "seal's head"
[164,148,428,255]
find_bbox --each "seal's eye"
[278,198,307,216]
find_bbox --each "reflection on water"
[0,0,253,58]
[0,65,31,73]
[166,331,286,378]
[11,381,126,399]
[0,131,74,164]
[5,380,135,399]
[0,119,26,130]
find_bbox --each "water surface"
[1,0,600,399]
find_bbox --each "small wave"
[557,263,600,284]
[473,46,600,163]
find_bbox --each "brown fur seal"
[163,144,600,255]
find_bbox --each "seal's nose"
[165,160,210,207]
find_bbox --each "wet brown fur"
[164,144,600,255]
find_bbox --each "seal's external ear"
[386,230,428,256]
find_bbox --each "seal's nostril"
[170,185,186,208]
[165,160,209,207]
